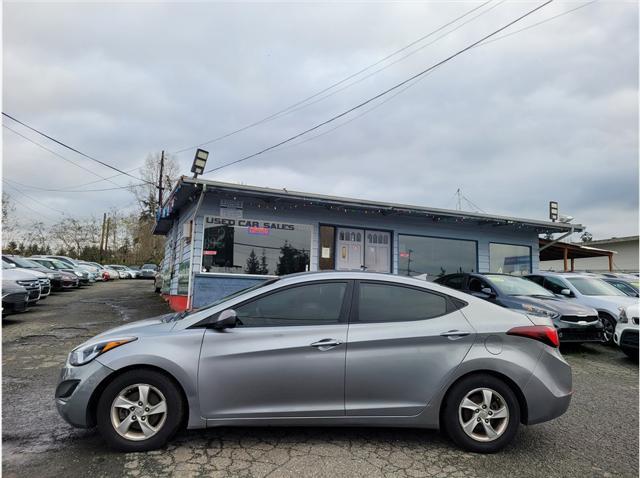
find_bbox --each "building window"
[398,235,477,278]
[489,243,531,275]
[201,216,311,275]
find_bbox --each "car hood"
[88,313,178,343]
[501,295,596,316]
[2,269,42,280]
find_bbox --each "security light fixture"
[191,149,209,178]
[549,201,558,222]
[559,215,574,224]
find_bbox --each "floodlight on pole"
[549,201,559,222]
[191,149,209,178]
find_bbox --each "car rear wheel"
[442,374,520,453]
[599,313,616,345]
[96,369,184,452]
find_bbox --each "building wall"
[541,238,639,272]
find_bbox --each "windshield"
[486,275,553,296]
[142,264,157,270]
[567,277,626,296]
[174,278,279,320]
[8,256,37,268]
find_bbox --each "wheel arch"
[86,364,189,429]
[438,369,529,426]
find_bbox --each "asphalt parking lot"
[2,280,638,478]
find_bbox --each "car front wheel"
[442,374,520,453]
[599,313,616,345]
[96,369,184,452]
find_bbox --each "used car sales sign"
[205,216,298,231]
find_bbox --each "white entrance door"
[336,228,364,271]
[365,230,391,273]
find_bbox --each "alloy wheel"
[601,318,614,343]
[458,387,509,442]
[110,383,168,441]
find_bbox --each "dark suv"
[435,273,604,344]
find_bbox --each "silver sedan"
[56,272,572,453]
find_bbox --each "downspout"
[186,184,207,309]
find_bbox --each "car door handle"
[310,339,342,350]
[440,330,471,340]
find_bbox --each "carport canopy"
[539,238,615,272]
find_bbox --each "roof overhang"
[539,238,615,261]
[154,177,584,236]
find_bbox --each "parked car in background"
[600,276,639,297]
[123,266,140,279]
[76,261,104,282]
[29,258,82,288]
[435,273,603,344]
[56,272,572,453]
[2,265,42,304]
[3,255,62,290]
[3,259,51,299]
[139,263,158,279]
[106,265,134,279]
[614,304,639,359]
[32,256,91,285]
[2,281,30,314]
[525,272,638,344]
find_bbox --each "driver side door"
[197,280,352,419]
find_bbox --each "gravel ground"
[2,280,638,478]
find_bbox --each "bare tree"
[129,152,180,220]
[2,191,17,245]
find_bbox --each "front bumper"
[620,330,639,350]
[557,326,603,343]
[2,293,29,312]
[55,360,114,428]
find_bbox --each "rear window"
[567,277,626,296]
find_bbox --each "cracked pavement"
[3,280,638,478]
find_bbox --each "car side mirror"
[560,288,572,297]
[212,309,238,330]
[481,287,496,297]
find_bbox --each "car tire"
[96,369,184,452]
[599,313,616,345]
[442,374,520,454]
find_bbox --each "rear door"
[345,281,475,416]
[198,280,352,419]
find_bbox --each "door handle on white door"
[440,330,471,340]
[310,339,343,351]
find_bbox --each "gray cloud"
[3,0,638,239]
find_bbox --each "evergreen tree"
[259,249,269,275]
[276,242,309,275]
[245,249,260,274]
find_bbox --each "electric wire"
[203,0,554,176]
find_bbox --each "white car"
[614,304,639,359]
[526,272,638,344]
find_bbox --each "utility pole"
[104,217,111,259]
[157,150,165,215]
[99,212,107,261]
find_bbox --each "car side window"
[543,277,569,294]
[357,283,448,323]
[526,275,544,286]
[468,277,491,293]
[235,282,348,327]
[443,275,464,290]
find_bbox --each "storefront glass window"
[201,216,311,275]
[398,235,477,278]
[489,243,531,275]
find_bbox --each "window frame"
[397,233,479,277]
[210,279,355,328]
[350,280,465,324]
[318,223,394,272]
[488,242,532,275]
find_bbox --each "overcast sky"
[3,0,638,240]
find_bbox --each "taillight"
[506,325,559,348]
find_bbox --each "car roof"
[531,271,597,279]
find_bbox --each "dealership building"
[153,177,581,311]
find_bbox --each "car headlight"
[68,337,137,366]
[74,271,82,277]
[618,307,628,323]
[47,273,55,279]
[521,304,559,319]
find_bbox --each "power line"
[203,0,554,176]
[3,179,67,215]
[252,0,598,158]
[2,124,125,188]
[170,0,495,154]
[2,112,156,186]
[3,176,145,193]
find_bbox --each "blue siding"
[166,192,540,303]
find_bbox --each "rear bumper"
[523,347,573,425]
